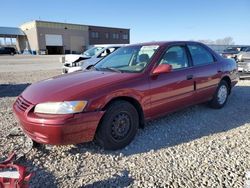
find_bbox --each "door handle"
[186,75,193,80]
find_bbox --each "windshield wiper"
[100,67,123,73]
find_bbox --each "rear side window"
[188,44,214,66]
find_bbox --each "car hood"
[65,54,90,63]
[21,70,136,104]
[81,58,100,69]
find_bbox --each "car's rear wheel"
[209,80,229,109]
[95,100,139,150]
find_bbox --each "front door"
[149,45,195,118]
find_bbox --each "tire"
[95,100,139,150]
[209,80,229,109]
[32,140,41,148]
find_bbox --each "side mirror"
[152,64,172,75]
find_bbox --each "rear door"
[149,44,195,118]
[187,44,221,103]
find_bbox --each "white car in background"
[62,45,122,74]
[236,47,250,62]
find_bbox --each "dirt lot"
[0,55,250,187]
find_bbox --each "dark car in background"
[0,47,16,55]
[13,41,238,150]
[221,46,247,60]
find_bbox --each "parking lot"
[0,55,250,187]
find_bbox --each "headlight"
[34,101,87,114]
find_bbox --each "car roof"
[127,41,203,47]
[91,44,125,48]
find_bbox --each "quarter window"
[159,46,189,69]
[188,44,214,66]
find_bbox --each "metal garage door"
[45,34,63,46]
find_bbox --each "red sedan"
[13,41,238,150]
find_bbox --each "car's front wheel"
[209,80,229,109]
[95,100,139,150]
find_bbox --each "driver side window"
[159,46,189,69]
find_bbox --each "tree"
[215,37,235,45]
[198,37,235,45]
[197,39,215,45]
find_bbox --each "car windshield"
[95,45,159,73]
[83,47,104,57]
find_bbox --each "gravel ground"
[0,57,250,187]
[0,55,62,73]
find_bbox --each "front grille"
[15,96,32,112]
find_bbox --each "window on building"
[0,38,4,45]
[122,34,128,40]
[91,31,99,39]
[5,38,12,45]
[11,38,16,45]
[112,33,119,39]
[105,33,109,39]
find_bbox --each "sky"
[1,0,250,44]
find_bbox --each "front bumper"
[13,98,105,145]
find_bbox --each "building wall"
[16,36,28,52]
[20,21,39,53]
[19,20,130,54]
[35,21,89,54]
[89,26,130,45]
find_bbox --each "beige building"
[0,20,130,55]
